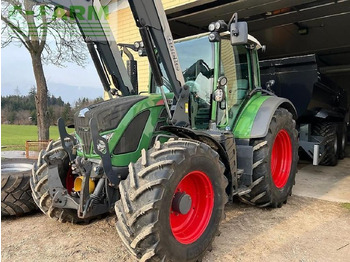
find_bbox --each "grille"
[74,96,146,154]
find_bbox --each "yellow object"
[185,103,189,114]
[73,176,95,194]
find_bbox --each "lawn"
[1,125,74,150]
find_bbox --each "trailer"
[260,55,349,165]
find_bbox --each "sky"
[1,43,104,104]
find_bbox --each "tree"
[1,0,88,140]
[1,90,74,125]
[62,103,73,125]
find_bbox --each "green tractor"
[30,0,298,261]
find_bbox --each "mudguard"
[234,96,297,139]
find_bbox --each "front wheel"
[30,140,83,223]
[115,139,228,262]
[239,108,299,208]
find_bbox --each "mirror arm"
[230,13,239,36]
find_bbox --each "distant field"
[1,125,74,151]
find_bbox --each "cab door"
[217,38,252,129]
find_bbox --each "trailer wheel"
[313,123,338,166]
[115,139,228,262]
[239,108,298,208]
[30,140,84,223]
[337,123,348,160]
[2,160,38,216]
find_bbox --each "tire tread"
[115,139,227,261]
[239,108,298,208]
[1,170,37,216]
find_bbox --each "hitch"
[48,166,79,210]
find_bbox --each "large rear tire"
[239,108,299,208]
[2,160,38,216]
[337,123,347,160]
[115,139,228,262]
[313,122,338,166]
[30,140,83,223]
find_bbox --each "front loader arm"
[36,0,190,126]
[34,0,134,96]
[128,0,190,126]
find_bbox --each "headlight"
[214,89,224,102]
[208,23,216,32]
[218,76,228,87]
[94,133,113,155]
[102,133,114,142]
[96,139,107,154]
[75,137,83,152]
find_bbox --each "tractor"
[30,0,298,261]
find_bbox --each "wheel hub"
[170,171,214,244]
[172,192,192,215]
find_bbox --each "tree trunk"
[31,52,50,141]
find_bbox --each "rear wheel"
[337,123,347,160]
[115,139,228,262]
[313,122,338,166]
[239,108,299,207]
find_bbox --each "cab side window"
[218,40,249,126]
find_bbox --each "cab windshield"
[152,35,214,129]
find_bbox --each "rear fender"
[234,96,297,139]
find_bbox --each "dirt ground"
[1,196,349,262]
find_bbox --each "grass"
[1,125,74,151]
[341,203,350,211]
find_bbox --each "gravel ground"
[2,195,350,262]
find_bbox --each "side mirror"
[230,19,248,46]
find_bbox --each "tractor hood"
[74,96,147,153]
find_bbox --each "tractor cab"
[150,34,214,129]
[149,30,264,132]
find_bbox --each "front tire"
[239,108,299,208]
[115,139,228,262]
[30,140,83,223]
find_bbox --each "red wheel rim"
[65,167,74,194]
[271,129,292,188]
[170,171,214,244]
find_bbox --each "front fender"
[234,95,297,139]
